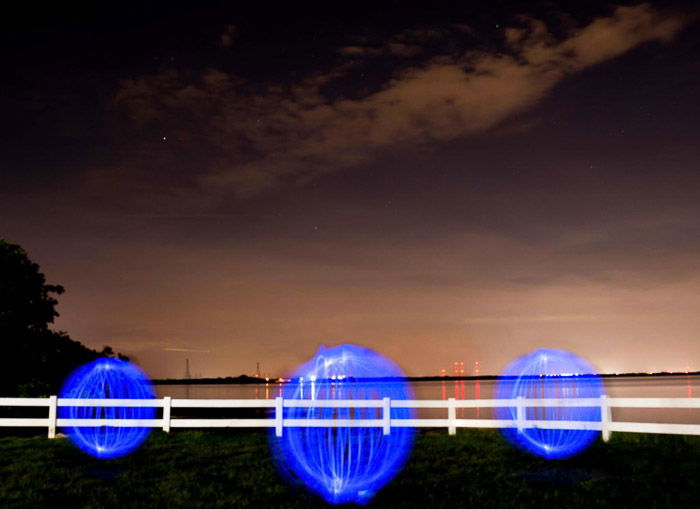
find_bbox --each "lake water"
[155,375,700,425]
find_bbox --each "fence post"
[275,397,284,437]
[448,397,456,435]
[382,397,391,435]
[162,396,172,433]
[47,395,57,439]
[601,394,612,442]
[516,396,525,433]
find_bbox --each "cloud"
[114,4,688,197]
[399,28,445,41]
[163,347,212,353]
[220,24,236,47]
[338,45,382,57]
[339,43,422,58]
[464,314,606,324]
[337,26,448,59]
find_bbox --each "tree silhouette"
[0,237,118,396]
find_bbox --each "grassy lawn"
[0,429,697,508]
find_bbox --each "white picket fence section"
[1,396,699,440]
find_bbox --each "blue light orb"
[494,348,605,459]
[59,358,156,459]
[270,344,415,505]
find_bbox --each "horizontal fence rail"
[0,396,699,439]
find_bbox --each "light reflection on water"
[155,375,700,424]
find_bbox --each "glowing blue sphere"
[59,358,156,459]
[270,344,415,505]
[494,348,605,459]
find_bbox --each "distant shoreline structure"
[153,371,700,385]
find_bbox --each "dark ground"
[0,429,697,508]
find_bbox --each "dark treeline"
[0,237,125,396]
[154,375,266,385]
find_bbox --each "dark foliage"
[0,237,121,396]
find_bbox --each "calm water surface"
[156,375,700,425]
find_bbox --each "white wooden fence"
[1,396,699,440]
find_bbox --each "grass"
[0,429,698,508]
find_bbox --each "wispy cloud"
[464,314,606,324]
[220,24,236,47]
[114,4,688,197]
[164,347,212,353]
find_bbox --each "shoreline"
[153,371,700,385]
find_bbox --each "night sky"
[2,1,700,379]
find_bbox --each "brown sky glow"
[2,2,699,378]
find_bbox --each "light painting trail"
[59,358,156,459]
[494,348,605,459]
[269,344,415,505]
